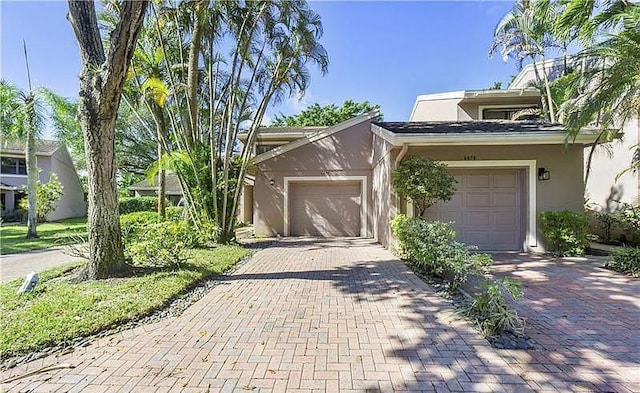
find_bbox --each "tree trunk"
[530,58,549,121]
[540,54,556,122]
[25,109,38,238]
[158,139,166,219]
[68,0,149,279]
[185,1,205,143]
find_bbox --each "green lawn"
[0,245,250,358]
[0,217,87,255]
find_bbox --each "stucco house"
[508,61,639,212]
[0,139,86,221]
[129,174,184,206]
[242,98,600,251]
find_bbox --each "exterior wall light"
[269,179,275,186]
[538,168,550,181]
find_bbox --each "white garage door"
[290,181,361,237]
[425,169,524,251]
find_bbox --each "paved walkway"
[491,253,640,393]
[0,247,82,283]
[1,239,527,392]
[1,240,638,392]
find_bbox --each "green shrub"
[165,206,184,221]
[606,247,640,277]
[391,214,491,288]
[126,221,198,267]
[391,156,457,217]
[539,210,590,256]
[120,211,159,240]
[119,197,157,214]
[466,278,525,336]
[18,173,64,222]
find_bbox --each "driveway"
[491,253,640,392]
[2,239,527,392]
[0,247,81,283]
[0,240,638,392]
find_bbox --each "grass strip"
[0,245,250,358]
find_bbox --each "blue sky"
[1,1,520,128]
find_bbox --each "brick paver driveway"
[492,253,640,392]
[1,239,638,392]
[2,239,525,392]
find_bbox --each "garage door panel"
[465,231,491,246]
[290,182,361,237]
[425,169,523,251]
[467,211,490,226]
[467,174,491,188]
[439,210,463,223]
[493,211,516,226]
[467,192,490,207]
[493,173,518,188]
[494,192,517,206]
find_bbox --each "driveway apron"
[492,253,640,392]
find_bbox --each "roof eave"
[379,131,602,146]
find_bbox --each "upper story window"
[482,106,539,120]
[255,144,283,155]
[1,157,27,175]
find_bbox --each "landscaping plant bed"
[0,245,253,370]
[407,263,540,351]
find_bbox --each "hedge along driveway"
[0,246,250,358]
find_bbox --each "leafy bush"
[466,278,525,336]
[391,214,491,288]
[18,173,64,222]
[165,206,184,221]
[592,211,617,243]
[615,202,640,244]
[606,247,640,277]
[539,211,590,256]
[120,211,159,240]
[119,197,157,214]
[391,156,457,217]
[126,221,199,267]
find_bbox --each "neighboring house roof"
[253,110,381,164]
[129,174,183,195]
[238,126,326,142]
[372,120,602,146]
[0,139,64,156]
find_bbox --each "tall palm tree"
[0,81,45,238]
[554,0,640,180]
[490,0,559,121]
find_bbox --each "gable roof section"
[0,139,64,156]
[372,120,603,146]
[129,174,183,195]
[253,110,381,164]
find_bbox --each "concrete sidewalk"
[0,247,82,283]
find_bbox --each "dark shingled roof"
[129,174,182,194]
[1,139,63,155]
[374,120,565,134]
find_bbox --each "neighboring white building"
[0,139,86,221]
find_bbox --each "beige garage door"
[425,169,524,251]
[290,181,361,237]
